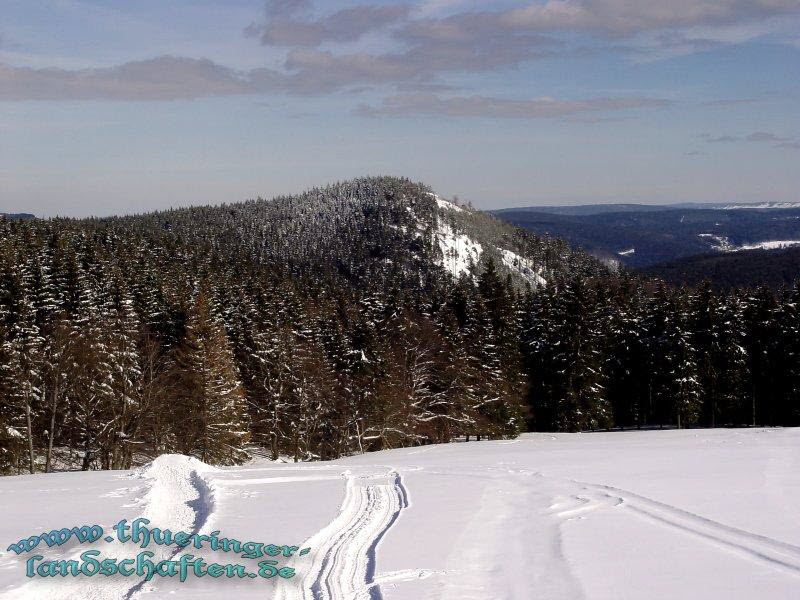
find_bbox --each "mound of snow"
[134,453,218,479]
[133,454,217,535]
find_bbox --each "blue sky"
[1,0,798,217]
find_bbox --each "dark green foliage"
[1,177,798,474]
[496,206,800,270]
[0,177,545,472]
[521,274,799,432]
[641,246,800,290]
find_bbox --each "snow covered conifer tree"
[691,284,749,427]
[430,299,475,441]
[774,283,800,426]
[662,291,702,428]
[65,264,116,471]
[41,316,72,472]
[604,278,648,428]
[0,301,26,474]
[741,287,780,426]
[0,263,44,473]
[531,277,610,432]
[168,286,250,465]
[104,278,143,469]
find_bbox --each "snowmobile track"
[275,470,408,600]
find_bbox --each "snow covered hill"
[1,428,798,600]
[104,177,602,290]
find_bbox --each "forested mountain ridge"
[495,205,800,270]
[641,246,800,290]
[103,177,604,288]
[1,177,799,476]
[0,213,35,221]
[0,177,602,474]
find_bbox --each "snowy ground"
[1,428,799,599]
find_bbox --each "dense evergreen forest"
[1,177,798,474]
[495,205,800,269]
[641,246,800,290]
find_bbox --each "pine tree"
[430,299,475,441]
[526,278,610,432]
[662,291,702,427]
[741,287,780,426]
[65,264,116,470]
[775,283,800,425]
[0,301,26,474]
[604,279,648,428]
[169,288,250,465]
[691,284,749,427]
[104,278,143,469]
[0,263,45,473]
[42,316,71,472]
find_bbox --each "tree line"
[523,278,800,432]
[1,177,798,474]
[0,220,524,473]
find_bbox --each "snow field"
[1,428,799,599]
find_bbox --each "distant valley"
[493,202,800,287]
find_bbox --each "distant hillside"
[641,246,800,290]
[0,176,613,472]
[495,201,800,217]
[494,204,674,216]
[3,177,799,477]
[0,213,35,220]
[493,206,800,269]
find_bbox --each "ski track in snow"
[3,451,799,598]
[538,470,800,580]
[433,468,585,600]
[426,464,800,598]
[274,469,410,600]
[481,464,800,579]
[532,469,800,582]
[563,479,800,577]
[0,455,218,600]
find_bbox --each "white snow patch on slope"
[427,192,545,286]
[499,248,547,287]
[698,233,735,252]
[429,192,464,213]
[617,248,635,256]
[699,234,800,252]
[434,220,482,277]
[737,240,800,251]
[720,202,800,210]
